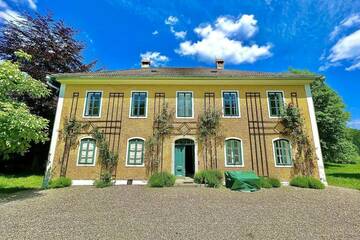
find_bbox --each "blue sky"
[1,0,360,128]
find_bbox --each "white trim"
[125,137,146,167]
[71,180,148,186]
[266,90,286,119]
[44,84,66,185]
[175,91,194,119]
[305,84,327,185]
[272,138,293,168]
[72,180,94,186]
[82,90,103,119]
[221,90,241,118]
[128,90,148,119]
[76,136,97,167]
[171,135,198,176]
[224,137,244,167]
[281,181,289,186]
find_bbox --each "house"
[45,59,327,185]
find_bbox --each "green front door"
[175,145,185,176]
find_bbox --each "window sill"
[125,164,145,168]
[77,164,96,167]
[129,116,148,119]
[222,115,241,118]
[274,165,293,168]
[225,164,244,168]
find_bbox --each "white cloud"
[0,0,8,8]
[330,14,360,40]
[348,119,360,129]
[0,9,24,23]
[176,14,272,64]
[27,0,37,10]
[152,30,159,35]
[165,16,178,25]
[170,26,186,39]
[140,51,169,67]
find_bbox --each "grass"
[325,157,360,190]
[0,174,43,194]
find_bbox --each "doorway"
[174,139,195,177]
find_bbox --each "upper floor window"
[267,91,284,117]
[273,139,292,166]
[78,138,96,165]
[130,91,147,117]
[177,91,193,118]
[127,138,145,166]
[225,138,243,167]
[222,91,240,117]
[84,92,102,117]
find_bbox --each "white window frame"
[221,90,241,118]
[176,91,194,119]
[224,137,244,167]
[272,137,293,168]
[125,137,146,167]
[129,90,148,119]
[76,136,97,167]
[82,90,103,118]
[266,90,286,119]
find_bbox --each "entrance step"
[175,177,199,187]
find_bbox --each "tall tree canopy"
[289,68,358,162]
[0,50,50,158]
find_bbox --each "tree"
[0,13,94,169]
[0,50,50,158]
[289,68,358,162]
[347,128,360,156]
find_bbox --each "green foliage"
[259,177,273,188]
[0,174,43,193]
[62,118,89,145]
[347,128,360,156]
[94,172,113,188]
[194,169,223,188]
[198,109,221,142]
[49,177,72,188]
[0,57,50,158]
[268,177,281,188]
[290,176,325,189]
[153,103,174,137]
[325,158,360,190]
[148,172,176,187]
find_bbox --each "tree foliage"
[0,51,50,158]
[347,128,360,155]
[289,68,357,162]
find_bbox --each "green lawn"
[325,157,360,190]
[0,174,43,194]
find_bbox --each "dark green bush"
[268,177,281,188]
[259,177,272,188]
[94,179,112,188]
[290,176,325,189]
[49,177,72,188]
[148,172,176,187]
[194,169,223,188]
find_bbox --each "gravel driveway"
[1,186,359,240]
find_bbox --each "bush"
[148,172,176,187]
[94,179,112,188]
[194,169,223,188]
[49,177,72,188]
[268,177,281,188]
[290,176,325,189]
[259,177,272,188]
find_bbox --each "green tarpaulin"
[224,171,260,192]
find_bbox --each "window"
[267,91,284,117]
[177,91,193,118]
[225,139,243,166]
[222,91,240,117]
[84,92,102,117]
[78,138,96,165]
[273,139,292,166]
[130,92,147,117]
[127,138,145,166]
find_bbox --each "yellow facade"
[48,76,324,183]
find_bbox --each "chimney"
[215,58,224,70]
[141,59,151,68]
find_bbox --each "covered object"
[224,171,260,192]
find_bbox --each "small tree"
[0,50,50,158]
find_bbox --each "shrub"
[259,177,272,188]
[148,172,176,187]
[268,177,281,188]
[194,169,223,188]
[94,179,112,188]
[290,176,325,189]
[49,177,72,188]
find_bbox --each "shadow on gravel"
[0,189,44,204]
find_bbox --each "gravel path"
[1,186,359,240]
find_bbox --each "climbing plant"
[62,117,89,146]
[197,109,222,169]
[281,104,315,176]
[145,103,174,174]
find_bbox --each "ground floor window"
[78,138,96,165]
[273,139,292,166]
[225,138,243,166]
[127,138,145,166]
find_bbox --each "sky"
[1,0,360,129]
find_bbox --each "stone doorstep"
[175,177,200,187]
